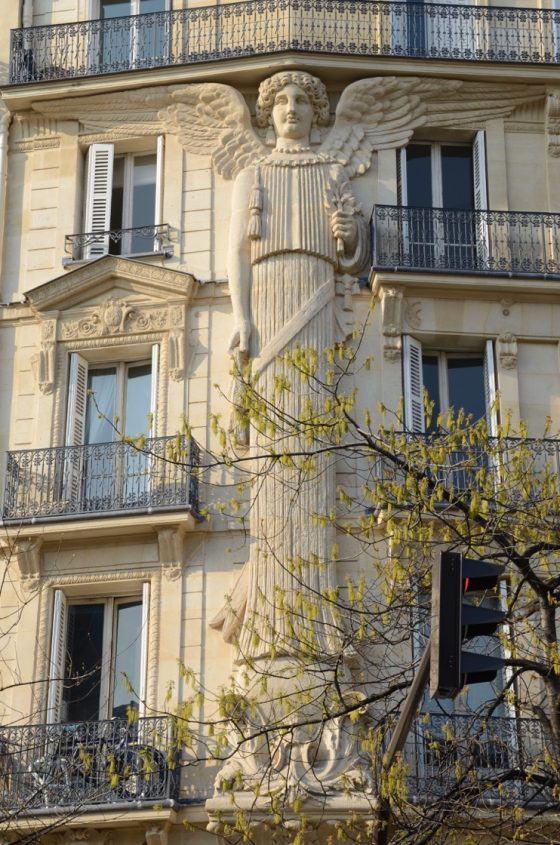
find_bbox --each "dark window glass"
[64,604,104,722]
[447,357,485,421]
[422,355,440,432]
[406,145,432,207]
[112,601,142,719]
[109,158,125,255]
[441,146,474,210]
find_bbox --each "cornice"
[25,255,198,312]
[370,270,560,304]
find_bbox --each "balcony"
[2,436,199,524]
[372,205,560,278]
[8,0,560,85]
[0,717,177,814]
[64,224,173,264]
[406,714,550,805]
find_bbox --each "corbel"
[381,286,403,360]
[2,537,43,590]
[157,525,186,581]
[168,303,186,381]
[546,89,560,157]
[145,827,169,845]
[497,333,518,370]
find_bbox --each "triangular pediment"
[26,256,197,313]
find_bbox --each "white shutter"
[63,353,88,504]
[138,581,150,719]
[403,335,425,433]
[154,136,165,252]
[84,143,114,259]
[46,590,67,724]
[397,148,410,261]
[483,339,498,437]
[150,344,159,434]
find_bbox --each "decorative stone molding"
[547,90,560,157]
[497,333,518,370]
[157,526,186,581]
[10,115,60,153]
[26,255,197,313]
[145,828,168,845]
[60,298,171,340]
[501,298,515,317]
[404,299,422,329]
[2,538,43,590]
[31,317,58,394]
[380,287,403,360]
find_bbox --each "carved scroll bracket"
[169,303,186,381]
[2,538,43,592]
[157,525,186,581]
[380,287,403,360]
[335,273,360,340]
[145,827,169,845]
[32,316,58,394]
[497,333,518,370]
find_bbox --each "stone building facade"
[0,1,560,844]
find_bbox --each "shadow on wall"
[0,63,8,86]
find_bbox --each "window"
[47,586,149,723]
[397,134,488,270]
[98,0,169,71]
[403,337,497,436]
[63,348,159,511]
[83,140,163,259]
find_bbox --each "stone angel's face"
[271,83,314,142]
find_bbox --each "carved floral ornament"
[31,300,187,393]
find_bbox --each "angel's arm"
[227,168,254,354]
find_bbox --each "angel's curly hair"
[255,71,330,128]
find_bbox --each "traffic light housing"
[430,551,506,699]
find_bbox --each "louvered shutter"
[46,590,68,724]
[84,143,114,259]
[483,339,498,437]
[62,353,88,503]
[397,148,408,206]
[403,335,425,433]
[396,148,410,262]
[138,581,150,719]
[473,131,490,266]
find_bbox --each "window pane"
[64,604,104,722]
[140,0,166,11]
[447,357,485,420]
[131,155,157,252]
[441,146,473,210]
[85,368,117,444]
[101,1,130,18]
[109,157,125,255]
[422,355,440,432]
[406,145,432,207]
[125,363,152,437]
[112,601,142,719]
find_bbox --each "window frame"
[83,138,164,260]
[47,583,150,724]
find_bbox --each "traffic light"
[430,551,506,699]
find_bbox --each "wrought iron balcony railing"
[0,717,177,813]
[9,0,560,84]
[406,713,550,805]
[2,436,199,523]
[371,434,560,501]
[372,205,560,278]
[64,224,173,262]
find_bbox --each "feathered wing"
[160,84,267,180]
[35,82,266,180]
[33,85,182,137]
[322,77,543,178]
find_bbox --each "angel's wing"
[33,85,181,137]
[322,77,543,178]
[161,84,267,180]
[35,82,266,180]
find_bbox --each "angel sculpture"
[37,73,541,663]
